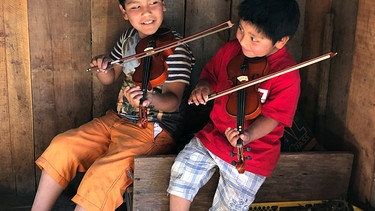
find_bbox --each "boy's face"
[120,0,166,38]
[236,20,288,58]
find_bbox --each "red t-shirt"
[196,40,300,176]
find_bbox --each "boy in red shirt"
[168,0,300,210]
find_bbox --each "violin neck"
[140,38,156,102]
[236,57,249,133]
[236,88,246,134]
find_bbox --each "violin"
[227,55,269,173]
[134,28,177,129]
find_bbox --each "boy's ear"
[162,1,167,12]
[119,4,129,20]
[274,36,290,49]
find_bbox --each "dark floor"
[0,192,129,211]
[0,173,129,211]
[0,192,74,211]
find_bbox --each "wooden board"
[1,0,34,195]
[185,0,232,87]
[346,0,375,204]
[163,0,185,34]
[28,0,93,185]
[133,152,353,210]
[256,152,354,201]
[0,0,14,193]
[91,0,129,117]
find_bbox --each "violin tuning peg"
[244,147,251,152]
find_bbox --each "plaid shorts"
[167,138,266,211]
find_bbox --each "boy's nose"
[237,34,248,48]
[141,6,152,15]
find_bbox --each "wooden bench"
[129,151,354,210]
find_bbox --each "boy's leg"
[32,111,118,210]
[170,194,191,211]
[168,138,217,210]
[210,154,266,211]
[31,170,64,211]
[72,120,175,211]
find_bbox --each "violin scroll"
[137,105,148,129]
[234,139,246,174]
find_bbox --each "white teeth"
[143,20,153,24]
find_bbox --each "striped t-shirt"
[109,27,195,138]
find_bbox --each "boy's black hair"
[238,0,300,44]
[119,0,125,9]
[118,0,164,9]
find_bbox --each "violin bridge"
[144,47,155,55]
[237,75,249,82]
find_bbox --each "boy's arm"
[225,115,279,147]
[243,115,279,144]
[143,81,187,112]
[188,79,212,106]
[90,55,123,85]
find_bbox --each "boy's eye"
[251,36,258,42]
[129,4,140,9]
[150,0,161,5]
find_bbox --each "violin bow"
[86,21,234,72]
[207,52,338,101]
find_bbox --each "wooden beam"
[3,0,34,195]
[0,0,14,194]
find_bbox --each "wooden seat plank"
[132,152,353,210]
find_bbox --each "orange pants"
[36,110,175,211]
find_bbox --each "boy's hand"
[123,86,144,108]
[225,127,251,147]
[90,55,112,72]
[188,85,210,105]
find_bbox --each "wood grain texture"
[28,1,93,187]
[346,0,375,204]
[133,152,353,210]
[91,0,128,117]
[2,0,34,194]
[185,0,231,80]
[300,0,333,130]
[0,0,14,193]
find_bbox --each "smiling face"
[236,20,289,58]
[120,0,166,38]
